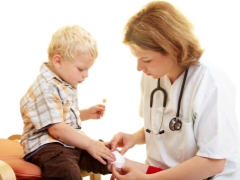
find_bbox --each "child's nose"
[83,70,88,78]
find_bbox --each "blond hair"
[123,1,203,68]
[47,25,98,62]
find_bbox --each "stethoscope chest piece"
[169,117,182,131]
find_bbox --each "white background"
[0,1,239,180]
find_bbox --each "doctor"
[110,1,240,179]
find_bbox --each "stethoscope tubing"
[176,68,188,118]
[150,78,167,108]
[147,68,189,134]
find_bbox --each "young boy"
[20,25,115,180]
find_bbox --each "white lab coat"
[139,55,240,179]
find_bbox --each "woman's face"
[129,45,176,79]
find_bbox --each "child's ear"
[52,54,62,68]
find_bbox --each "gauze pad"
[111,150,125,168]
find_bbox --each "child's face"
[55,53,94,87]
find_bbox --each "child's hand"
[88,104,106,119]
[86,139,115,165]
[80,104,105,120]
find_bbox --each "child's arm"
[48,122,115,164]
[80,104,105,121]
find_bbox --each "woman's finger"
[112,165,122,179]
[110,135,118,150]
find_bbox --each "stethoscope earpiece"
[146,128,164,134]
[159,130,165,134]
[146,129,151,133]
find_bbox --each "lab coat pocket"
[145,131,162,162]
[177,120,197,160]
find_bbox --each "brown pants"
[28,143,110,180]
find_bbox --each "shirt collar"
[40,62,75,88]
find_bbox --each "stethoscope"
[146,68,189,135]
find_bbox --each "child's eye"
[78,68,83,72]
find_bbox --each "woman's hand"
[80,104,105,120]
[110,128,145,155]
[110,132,136,155]
[111,165,147,180]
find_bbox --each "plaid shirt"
[20,63,84,157]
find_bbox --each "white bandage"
[111,150,125,168]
